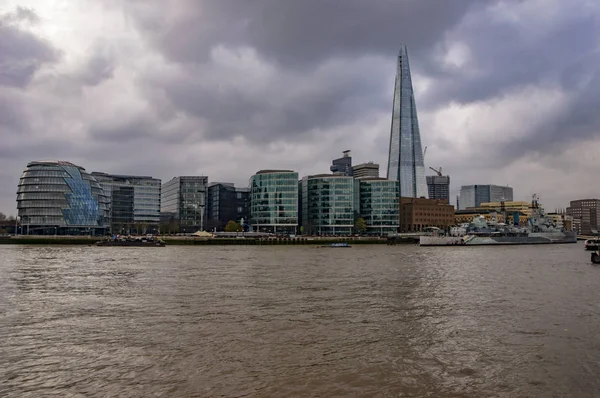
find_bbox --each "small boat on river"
[320,242,351,248]
[96,235,166,247]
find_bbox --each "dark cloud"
[0,8,60,88]
[79,47,116,86]
[120,0,489,67]
[140,54,391,143]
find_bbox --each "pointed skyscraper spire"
[387,44,428,198]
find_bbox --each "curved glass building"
[358,178,400,235]
[16,161,109,235]
[301,174,357,235]
[249,170,298,234]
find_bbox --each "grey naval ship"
[420,195,577,247]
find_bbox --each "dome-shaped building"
[16,161,109,235]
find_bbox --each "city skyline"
[387,44,428,198]
[2,1,600,215]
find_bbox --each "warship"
[420,194,577,246]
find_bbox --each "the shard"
[386,45,428,198]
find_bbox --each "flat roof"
[255,170,295,175]
[91,172,157,180]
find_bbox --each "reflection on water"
[0,243,599,397]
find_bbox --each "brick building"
[399,197,455,232]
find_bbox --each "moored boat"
[96,235,166,247]
[584,239,600,251]
[320,242,351,248]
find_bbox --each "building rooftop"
[355,177,388,181]
[91,171,157,180]
[255,170,295,175]
[306,173,354,179]
[28,160,84,169]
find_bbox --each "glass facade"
[91,172,161,234]
[206,183,250,231]
[16,160,109,235]
[301,175,358,236]
[161,176,208,233]
[249,170,298,234]
[358,178,400,235]
[459,185,514,210]
[387,45,428,198]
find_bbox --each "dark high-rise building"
[17,160,109,235]
[426,175,450,203]
[91,172,161,234]
[567,199,600,235]
[161,176,208,233]
[330,150,353,176]
[387,44,427,198]
[206,183,250,231]
[459,185,513,210]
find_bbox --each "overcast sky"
[1,0,599,216]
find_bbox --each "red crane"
[429,166,443,176]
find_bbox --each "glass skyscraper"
[387,45,428,198]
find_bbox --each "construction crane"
[423,146,427,159]
[429,166,443,176]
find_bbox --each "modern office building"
[330,150,353,176]
[386,44,428,198]
[206,182,251,231]
[567,199,600,235]
[399,197,455,232]
[300,174,357,236]
[358,178,400,235]
[16,160,109,235]
[458,185,513,210]
[352,162,379,179]
[161,176,208,233]
[91,172,161,234]
[426,175,450,203]
[249,170,298,234]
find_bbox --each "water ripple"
[0,243,599,397]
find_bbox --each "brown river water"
[0,243,599,397]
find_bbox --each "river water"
[0,243,598,397]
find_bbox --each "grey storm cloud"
[123,0,488,67]
[0,8,60,88]
[1,0,600,215]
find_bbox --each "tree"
[225,220,242,232]
[355,217,367,234]
[0,212,6,222]
[299,226,305,235]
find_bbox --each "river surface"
[0,243,599,397]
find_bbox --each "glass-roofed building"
[16,160,109,235]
